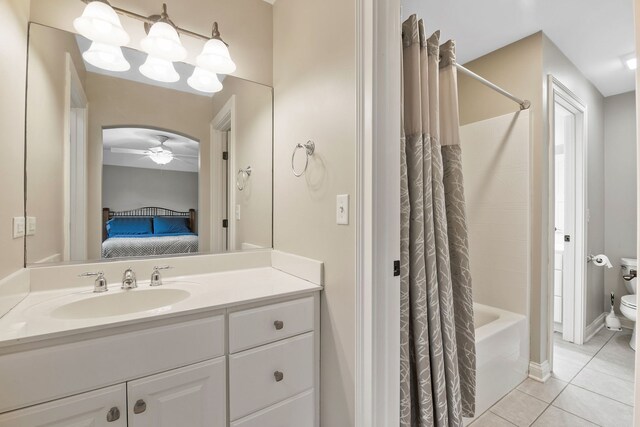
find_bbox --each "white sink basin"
[50,288,191,320]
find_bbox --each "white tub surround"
[469,303,529,421]
[0,255,322,426]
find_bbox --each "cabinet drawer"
[229,297,314,353]
[231,390,314,427]
[0,384,126,427]
[229,332,314,420]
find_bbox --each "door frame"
[210,95,237,252]
[547,75,588,363]
[64,54,88,262]
[355,0,401,425]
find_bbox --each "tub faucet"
[122,268,137,289]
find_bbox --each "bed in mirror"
[25,23,273,265]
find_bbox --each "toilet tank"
[621,258,637,294]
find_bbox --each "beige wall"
[459,33,544,363]
[84,73,213,259]
[0,0,29,281]
[461,111,531,317]
[29,0,273,86]
[212,78,273,250]
[542,34,606,330]
[25,25,86,264]
[273,0,356,425]
[604,91,637,314]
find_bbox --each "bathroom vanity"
[0,264,321,426]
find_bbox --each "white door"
[127,358,226,427]
[0,384,126,427]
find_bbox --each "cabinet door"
[0,384,126,427]
[127,357,226,427]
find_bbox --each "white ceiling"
[401,0,635,97]
[103,127,200,173]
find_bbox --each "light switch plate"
[13,217,25,238]
[336,194,349,225]
[26,216,36,236]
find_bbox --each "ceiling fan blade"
[174,154,199,158]
[111,147,149,155]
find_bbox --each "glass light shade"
[149,148,174,165]
[82,42,130,72]
[196,38,236,74]
[187,67,223,93]
[73,1,129,46]
[140,22,187,62]
[139,56,180,83]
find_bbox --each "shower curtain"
[400,15,476,427]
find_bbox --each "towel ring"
[291,140,315,177]
[236,166,252,191]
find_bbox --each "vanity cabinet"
[0,294,319,426]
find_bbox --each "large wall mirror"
[25,23,273,265]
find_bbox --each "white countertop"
[0,267,321,349]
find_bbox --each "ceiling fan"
[110,135,198,165]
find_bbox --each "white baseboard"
[528,360,551,382]
[585,312,606,342]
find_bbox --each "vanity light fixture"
[75,0,237,92]
[187,67,223,93]
[139,55,180,83]
[83,41,131,72]
[196,23,237,75]
[73,0,130,46]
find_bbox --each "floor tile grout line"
[568,381,634,408]
[484,409,518,426]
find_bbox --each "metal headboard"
[102,207,197,241]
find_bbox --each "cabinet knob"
[106,407,120,422]
[274,370,284,382]
[133,399,147,414]
[274,320,284,330]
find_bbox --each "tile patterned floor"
[469,328,635,427]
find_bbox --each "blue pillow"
[106,217,153,238]
[153,216,192,235]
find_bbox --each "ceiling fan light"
[140,21,187,62]
[139,55,180,83]
[149,148,174,165]
[196,38,236,75]
[82,42,130,72]
[187,67,223,93]
[73,1,130,46]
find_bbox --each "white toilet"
[620,258,637,350]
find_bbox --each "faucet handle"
[150,266,173,287]
[79,272,108,293]
[121,267,137,289]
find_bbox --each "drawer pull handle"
[133,399,147,414]
[274,370,284,382]
[274,320,284,330]
[106,407,120,422]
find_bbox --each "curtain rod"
[455,63,531,110]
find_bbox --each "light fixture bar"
[80,0,215,42]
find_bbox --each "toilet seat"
[621,294,637,309]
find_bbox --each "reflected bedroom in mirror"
[25,23,273,265]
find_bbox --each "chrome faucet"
[79,272,108,293]
[122,268,137,289]
[150,266,173,287]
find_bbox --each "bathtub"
[465,303,529,422]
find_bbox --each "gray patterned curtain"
[400,15,476,427]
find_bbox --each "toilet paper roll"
[593,254,613,268]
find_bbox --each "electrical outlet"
[26,216,36,236]
[13,217,25,238]
[336,194,349,225]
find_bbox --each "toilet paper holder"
[587,254,613,268]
